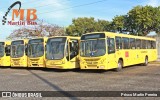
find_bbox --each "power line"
[0,0,71,15]
[33,0,71,9]
[37,0,108,15]
[0,0,108,29]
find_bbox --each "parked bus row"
[0,32,157,71]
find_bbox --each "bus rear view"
[46,36,80,69]
[0,41,11,67]
[11,39,28,67]
[27,37,47,68]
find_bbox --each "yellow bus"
[79,32,157,71]
[0,41,11,66]
[45,36,80,69]
[11,39,28,67]
[27,37,47,68]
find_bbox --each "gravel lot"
[0,63,159,99]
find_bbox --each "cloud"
[0,0,72,40]
[0,11,20,40]
[145,0,160,7]
[20,0,72,19]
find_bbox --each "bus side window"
[147,40,152,49]
[130,38,136,49]
[151,41,156,49]
[141,40,146,49]
[5,45,10,56]
[116,37,122,49]
[108,38,115,54]
[136,39,141,49]
[123,37,129,49]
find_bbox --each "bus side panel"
[121,50,129,67]
[70,56,79,69]
[148,49,157,62]
[5,56,11,66]
[107,53,117,69]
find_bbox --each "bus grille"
[30,59,39,64]
[84,58,99,65]
[13,59,20,65]
[86,61,98,64]
[84,59,100,61]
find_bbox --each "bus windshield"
[28,43,44,57]
[0,45,4,57]
[11,44,24,58]
[46,37,66,60]
[80,39,106,57]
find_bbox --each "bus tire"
[115,60,123,72]
[144,57,148,66]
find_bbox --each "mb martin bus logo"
[2,1,37,25]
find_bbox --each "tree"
[151,6,160,35]
[96,19,111,31]
[127,5,157,36]
[66,17,111,36]
[66,17,96,36]
[7,20,65,39]
[111,15,127,33]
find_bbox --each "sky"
[0,0,160,40]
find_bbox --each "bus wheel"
[144,57,148,66]
[115,60,123,72]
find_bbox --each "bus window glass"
[46,37,66,60]
[130,38,136,49]
[123,37,129,49]
[11,45,24,58]
[28,39,44,57]
[136,39,141,49]
[151,41,156,49]
[80,39,106,57]
[108,38,115,54]
[5,45,11,56]
[116,37,122,49]
[0,43,4,57]
[147,41,152,49]
[141,40,146,49]
[70,39,79,60]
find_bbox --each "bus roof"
[84,32,156,41]
[48,36,80,40]
[0,41,11,45]
[11,39,28,44]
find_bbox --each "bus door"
[115,36,122,61]
[107,37,117,69]
[136,39,142,63]
[67,39,79,68]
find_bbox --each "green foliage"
[127,5,156,35]
[66,5,160,36]
[111,15,127,32]
[66,17,110,36]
